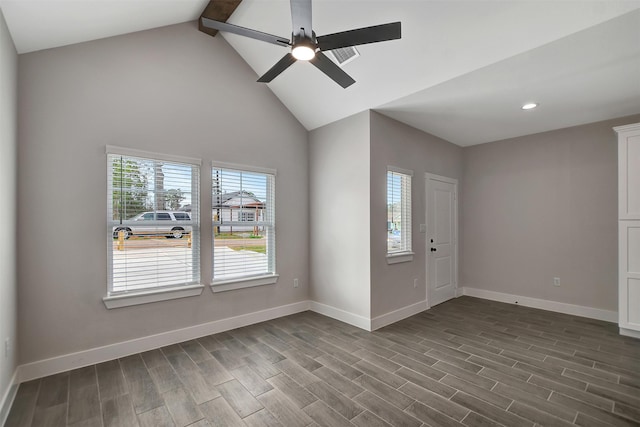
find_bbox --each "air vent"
[329,46,360,67]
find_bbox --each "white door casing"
[426,174,458,307]
[615,122,640,338]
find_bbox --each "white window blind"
[212,165,275,282]
[387,168,412,254]
[107,150,200,295]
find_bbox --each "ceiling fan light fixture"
[292,44,316,61]
[200,1,401,87]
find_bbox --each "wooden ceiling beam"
[198,0,243,37]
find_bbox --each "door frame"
[425,173,459,309]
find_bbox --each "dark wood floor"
[5,296,640,427]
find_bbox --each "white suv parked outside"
[113,211,192,239]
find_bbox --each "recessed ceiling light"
[521,103,538,110]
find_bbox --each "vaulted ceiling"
[2,0,639,146]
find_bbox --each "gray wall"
[461,114,640,311]
[309,112,371,319]
[308,111,464,323]
[370,112,463,318]
[0,5,18,411]
[17,22,309,364]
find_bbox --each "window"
[105,146,202,308]
[387,167,413,262]
[173,212,190,221]
[241,211,256,222]
[212,163,277,290]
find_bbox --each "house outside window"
[387,167,413,262]
[105,146,202,308]
[212,163,277,291]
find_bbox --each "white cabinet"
[615,122,640,338]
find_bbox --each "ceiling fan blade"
[257,53,298,83]
[317,21,401,51]
[309,52,355,88]
[201,17,290,47]
[290,0,312,38]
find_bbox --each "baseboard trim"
[17,300,311,383]
[371,300,428,331]
[461,287,618,323]
[619,327,640,339]
[309,301,372,331]
[16,291,620,386]
[0,370,18,426]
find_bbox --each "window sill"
[211,274,279,293]
[103,284,205,309]
[387,252,414,264]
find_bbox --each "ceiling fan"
[201,0,401,88]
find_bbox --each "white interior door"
[426,174,458,307]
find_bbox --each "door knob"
[431,247,437,252]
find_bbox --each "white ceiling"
[2,0,640,146]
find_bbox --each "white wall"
[461,114,640,312]
[309,112,371,321]
[0,5,18,419]
[17,22,309,365]
[370,112,463,318]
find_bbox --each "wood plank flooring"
[5,297,640,426]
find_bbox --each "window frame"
[104,146,203,309]
[211,161,278,292]
[387,166,414,264]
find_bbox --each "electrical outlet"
[419,224,427,233]
[4,338,9,358]
[294,278,299,288]
[413,278,418,288]
[553,277,560,287]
